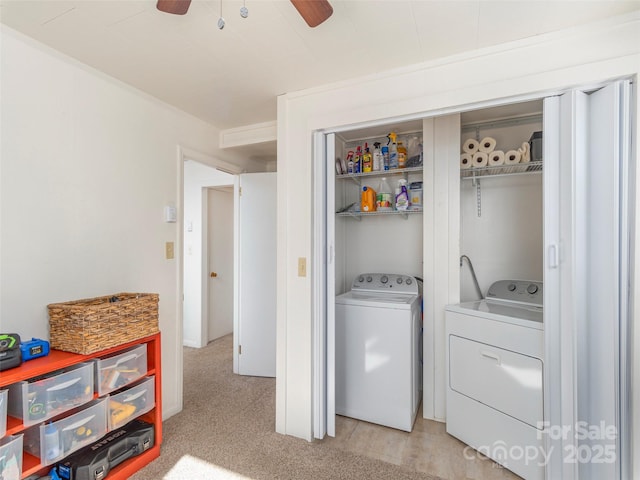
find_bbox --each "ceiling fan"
[156,0,333,28]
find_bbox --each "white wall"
[460,175,543,301]
[0,27,262,420]
[183,160,234,348]
[459,120,544,301]
[276,12,640,442]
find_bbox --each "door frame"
[177,146,243,408]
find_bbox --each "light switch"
[166,242,174,259]
[298,257,307,277]
[164,206,177,223]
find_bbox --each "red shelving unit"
[0,333,162,479]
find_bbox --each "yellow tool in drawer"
[110,400,137,426]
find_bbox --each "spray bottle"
[395,178,409,211]
[388,132,399,169]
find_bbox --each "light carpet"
[130,334,443,480]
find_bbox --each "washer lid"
[336,290,419,309]
[446,299,543,329]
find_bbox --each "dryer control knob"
[396,277,403,285]
[381,275,388,284]
[366,276,372,282]
[507,283,517,292]
[358,276,364,283]
[527,284,539,294]
[406,278,412,285]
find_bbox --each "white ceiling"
[2,0,639,160]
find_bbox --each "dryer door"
[449,334,543,428]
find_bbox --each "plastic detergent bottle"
[362,143,373,173]
[373,142,383,171]
[376,177,393,211]
[361,186,377,212]
[397,141,407,168]
[388,132,399,169]
[381,145,390,170]
[395,178,409,211]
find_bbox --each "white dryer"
[445,280,544,480]
[335,273,422,432]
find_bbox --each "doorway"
[182,159,236,348]
[207,186,234,342]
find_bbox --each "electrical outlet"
[166,242,174,259]
[298,257,307,277]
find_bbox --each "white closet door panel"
[326,133,336,438]
[313,131,335,439]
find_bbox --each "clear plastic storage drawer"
[95,344,147,396]
[23,397,108,466]
[108,376,155,430]
[7,362,94,426]
[0,389,7,437]
[0,434,22,480]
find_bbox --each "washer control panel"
[486,280,543,306]
[351,273,420,295]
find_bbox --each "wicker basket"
[48,293,159,354]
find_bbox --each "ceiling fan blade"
[156,0,192,15]
[290,0,333,28]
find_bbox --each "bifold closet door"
[313,132,335,439]
[544,80,631,480]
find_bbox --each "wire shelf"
[461,161,543,180]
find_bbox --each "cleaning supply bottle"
[395,178,409,211]
[354,145,362,173]
[397,140,407,168]
[361,186,377,212]
[388,132,399,169]
[346,151,355,174]
[362,143,373,173]
[376,177,393,211]
[381,145,390,170]
[373,142,383,171]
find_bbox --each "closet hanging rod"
[461,113,542,133]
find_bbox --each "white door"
[312,132,335,439]
[207,187,234,342]
[543,80,631,480]
[236,172,277,377]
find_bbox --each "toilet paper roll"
[478,137,497,153]
[518,141,531,163]
[505,150,522,165]
[460,153,473,169]
[462,138,479,154]
[488,150,505,166]
[472,152,489,168]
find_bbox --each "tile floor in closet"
[323,405,521,480]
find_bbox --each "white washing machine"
[445,280,544,480]
[335,273,422,432]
